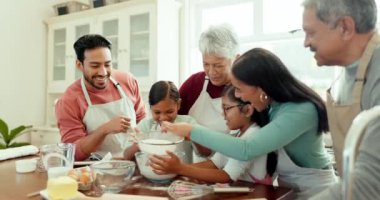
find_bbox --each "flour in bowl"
[141,139,173,145]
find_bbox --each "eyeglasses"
[222,104,244,115]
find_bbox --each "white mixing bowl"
[135,151,185,183]
[138,131,184,154]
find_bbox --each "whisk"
[167,180,253,200]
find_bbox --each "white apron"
[81,77,137,158]
[188,78,229,162]
[276,148,337,199]
[326,33,380,175]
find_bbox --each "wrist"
[176,163,186,175]
[98,123,112,136]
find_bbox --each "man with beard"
[302,0,380,199]
[55,34,146,161]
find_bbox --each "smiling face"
[151,98,180,123]
[302,8,346,66]
[203,54,233,86]
[78,47,112,89]
[222,95,250,131]
[230,74,268,112]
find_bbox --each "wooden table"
[0,156,293,200]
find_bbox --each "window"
[201,2,254,37]
[185,0,336,98]
[262,0,302,34]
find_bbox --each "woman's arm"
[191,160,219,168]
[191,102,318,160]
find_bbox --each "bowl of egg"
[90,160,135,193]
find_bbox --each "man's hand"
[105,115,131,133]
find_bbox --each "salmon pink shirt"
[55,70,146,160]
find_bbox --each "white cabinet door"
[47,23,68,93]
[116,5,154,91]
[30,128,61,147]
[47,18,94,93]
[117,2,180,92]
[128,7,153,89]
[97,12,123,70]
[73,22,93,79]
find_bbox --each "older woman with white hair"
[178,24,239,162]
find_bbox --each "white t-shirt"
[210,124,268,182]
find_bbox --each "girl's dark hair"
[149,81,180,106]
[222,84,276,177]
[232,48,329,133]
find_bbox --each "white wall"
[0,1,54,141]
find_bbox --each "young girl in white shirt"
[150,85,277,184]
[123,81,196,162]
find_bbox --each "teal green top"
[191,101,330,169]
[138,115,197,133]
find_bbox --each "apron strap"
[110,77,136,125]
[352,33,380,103]
[109,77,128,100]
[80,76,129,107]
[202,77,209,92]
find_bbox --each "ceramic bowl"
[90,160,135,193]
[135,151,185,183]
[138,131,184,154]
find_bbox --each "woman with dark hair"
[160,48,337,198]
[123,81,197,162]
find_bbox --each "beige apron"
[326,33,380,175]
[81,77,137,158]
[277,148,337,199]
[188,78,229,162]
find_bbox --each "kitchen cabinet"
[30,127,61,147]
[44,0,180,127]
[46,18,94,93]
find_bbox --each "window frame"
[183,0,335,97]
